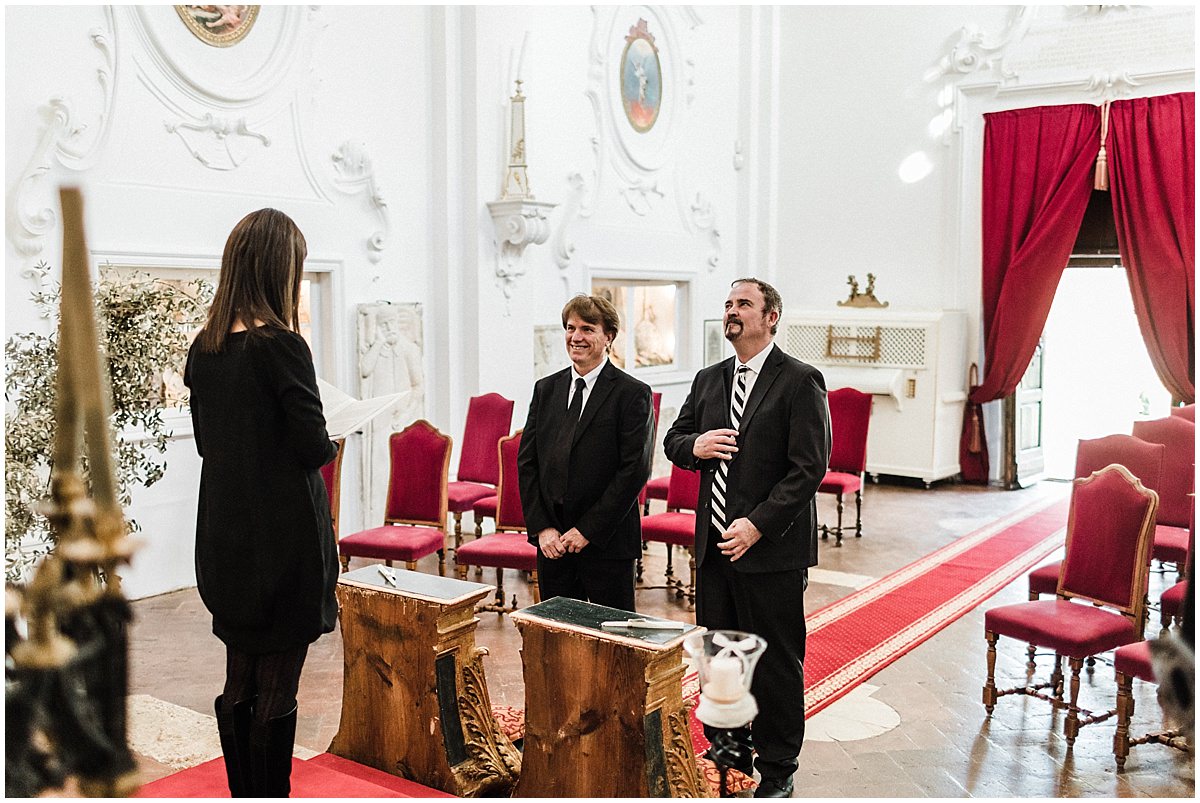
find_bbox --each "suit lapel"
[720,358,735,429]
[736,345,782,432]
[571,362,616,446]
[547,369,571,428]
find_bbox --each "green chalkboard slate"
[515,596,700,646]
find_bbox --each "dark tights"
[221,644,308,725]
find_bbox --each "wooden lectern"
[329,566,520,797]
[511,598,709,797]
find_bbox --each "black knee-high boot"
[214,695,255,797]
[250,704,298,797]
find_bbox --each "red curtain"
[1108,92,1196,404]
[970,104,1100,403]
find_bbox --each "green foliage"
[4,266,213,582]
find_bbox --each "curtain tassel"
[1094,100,1111,190]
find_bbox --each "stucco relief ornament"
[175,5,260,47]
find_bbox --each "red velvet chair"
[640,464,701,608]
[1027,434,1165,602]
[1133,415,1195,579]
[1159,501,1192,636]
[455,431,539,613]
[818,387,872,546]
[1170,403,1195,421]
[983,464,1158,745]
[1112,640,1190,770]
[338,421,452,575]
[447,393,514,549]
[320,438,346,546]
[641,392,666,515]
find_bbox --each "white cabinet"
[782,309,968,486]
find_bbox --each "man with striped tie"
[664,278,830,798]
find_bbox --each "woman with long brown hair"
[185,208,337,797]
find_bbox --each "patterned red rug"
[684,493,1070,745]
[803,493,1069,716]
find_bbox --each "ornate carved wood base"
[329,568,520,797]
[512,598,709,797]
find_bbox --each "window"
[591,279,683,372]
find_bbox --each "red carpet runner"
[686,493,1069,746]
[135,753,454,798]
[802,493,1069,716]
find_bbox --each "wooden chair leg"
[636,554,644,582]
[1114,671,1133,771]
[404,560,414,571]
[494,568,506,608]
[386,559,394,568]
[854,489,862,537]
[339,555,350,573]
[453,512,463,550]
[475,518,484,537]
[834,493,844,546]
[437,548,446,577]
[531,570,541,603]
[687,547,697,612]
[1065,656,1084,745]
[1026,589,1038,669]
[983,630,999,713]
[457,564,468,580]
[1051,654,1064,700]
[664,544,675,579]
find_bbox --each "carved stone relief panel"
[359,301,425,526]
[533,324,570,380]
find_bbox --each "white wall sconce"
[486,38,556,299]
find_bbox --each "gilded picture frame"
[175,5,260,47]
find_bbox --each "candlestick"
[517,31,529,81]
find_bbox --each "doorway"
[1040,266,1172,480]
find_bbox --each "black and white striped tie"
[711,365,748,535]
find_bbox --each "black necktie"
[547,377,587,505]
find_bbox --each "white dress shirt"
[568,357,607,412]
[731,341,775,424]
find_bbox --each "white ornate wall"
[5,5,765,598]
[6,5,1193,596]
[776,5,1194,481]
[5,6,434,597]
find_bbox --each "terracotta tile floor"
[128,480,1195,797]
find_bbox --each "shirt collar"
[571,357,607,388]
[737,341,775,375]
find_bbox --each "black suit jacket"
[664,344,830,573]
[517,360,654,561]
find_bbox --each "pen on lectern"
[600,619,690,631]
[377,566,398,587]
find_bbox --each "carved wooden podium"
[511,598,710,797]
[329,566,520,796]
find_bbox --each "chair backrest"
[827,387,872,475]
[1059,464,1158,629]
[384,420,452,527]
[665,464,701,512]
[1073,434,1165,491]
[495,430,525,532]
[319,438,346,538]
[1171,404,1196,422]
[1132,415,1195,527]
[457,393,514,486]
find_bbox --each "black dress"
[184,328,339,654]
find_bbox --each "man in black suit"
[664,278,830,798]
[517,294,654,611]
